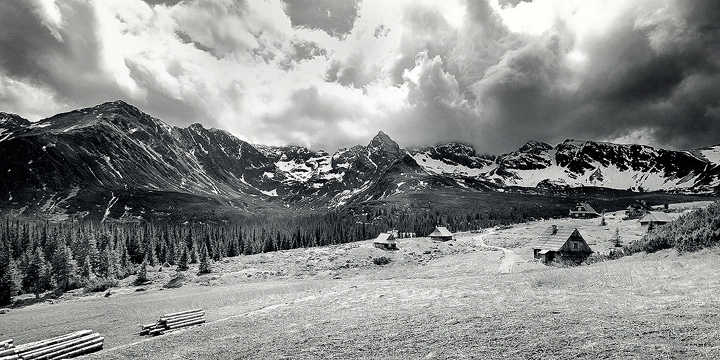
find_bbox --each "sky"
[0,0,718,154]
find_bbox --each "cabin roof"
[534,226,582,251]
[429,226,453,237]
[373,232,396,244]
[571,202,599,214]
[638,211,673,223]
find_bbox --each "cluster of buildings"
[372,200,675,266]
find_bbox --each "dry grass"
[4,211,720,359]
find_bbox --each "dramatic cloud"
[0,0,718,153]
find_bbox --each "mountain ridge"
[1,100,718,220]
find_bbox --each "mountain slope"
[1,100,718,220]
[410,140,720,193]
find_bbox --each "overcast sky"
[0,0,718,153]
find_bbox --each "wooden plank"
[20,334,100,360]
[0,355,19,360]
[13,330,93,353]
[160,308,203,319]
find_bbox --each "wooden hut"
[533,225,593,264]
[569,202,600,218]
[429,226,453,241]
[638,212,673,227]
[373,232,398,250]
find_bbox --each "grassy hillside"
[2,212,719,359]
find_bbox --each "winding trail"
[475,231,521,274]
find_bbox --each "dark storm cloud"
[464,0,720,152]
[282,0,360,38]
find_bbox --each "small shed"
[569,202,600,218]
[429,226,453,241]
[533,225,593,264]
[373,232,398,250]
[638,212,673,227]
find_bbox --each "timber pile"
[139,308,205,336]
[0,330,103,360]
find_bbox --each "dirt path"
[476,231,521,274]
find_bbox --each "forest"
[0,201,553,306]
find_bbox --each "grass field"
[3,204,719,359]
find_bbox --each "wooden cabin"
[373,232,398,250]
[569,202,600,218]
[533,225,593,264]
[429,226,453,241]
[638,212,673,227]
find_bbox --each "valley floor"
[2,204,719,359]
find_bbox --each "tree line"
[0,202,558,305]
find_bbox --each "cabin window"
[573,242,578,249]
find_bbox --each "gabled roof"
[638,211,673,223]
[534,226,582,251]
[429,226,453,237]
[571,202,599,214]
[373,232,396,244]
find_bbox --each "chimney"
[551,225,558,235]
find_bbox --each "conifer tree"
[0,236,14,305]
[23,248,51,298]
[190,244,198,264]
[197,244,211,274]
[135,256,149,285]
[177,246,189,271]
[81,255,94,280]
[51,241,80,292]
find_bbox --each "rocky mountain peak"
[368,130,401,159]
[0,112,30,128]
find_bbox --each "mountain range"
[1,100,718,221]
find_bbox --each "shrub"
[624,201,720,255]
[373,256,391,265]
[84,277,119,293]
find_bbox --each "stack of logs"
[0,330,103,360]
[139,308,206,336]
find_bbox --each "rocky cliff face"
[1,101,718,220]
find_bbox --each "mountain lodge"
[373,232,398,250]
[429,226,453,241]
[533,225,593,264]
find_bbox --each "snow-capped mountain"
[410,139,720,192]
[0,100,718,220]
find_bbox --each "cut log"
[163,311,205,322]
[13,330,93,353]
[0,340,12,349]
[30,337,103,360]
[160,308,203,319]
[0,355,18,360]
[20,334,100,360]
[0,349,16,357]
[51,340,103,359]
[140,322,158,330]
[165,313,205,326]
[166,317,205,330]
